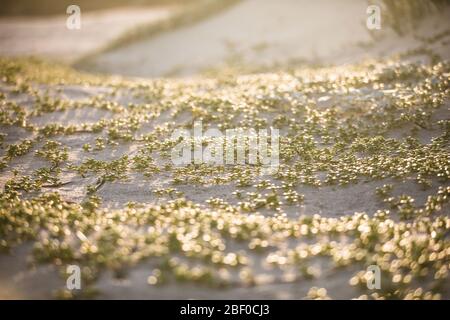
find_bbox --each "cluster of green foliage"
[0,56,449,299]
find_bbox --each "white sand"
[0,81,448,299]
[84,0,450,77]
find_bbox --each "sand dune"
[82,0,450,77]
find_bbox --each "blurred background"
[0,0,196,16]
[0,0,449,77]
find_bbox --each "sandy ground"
[0,80,448,299]
[0,6,176,62]
[0,1,449,300]
[82,0,450,77]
